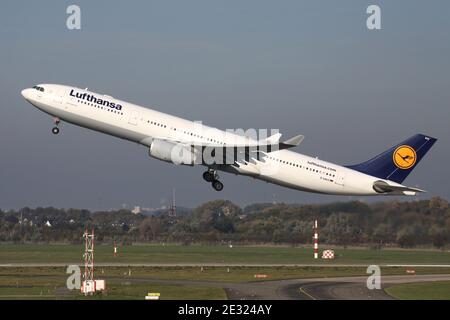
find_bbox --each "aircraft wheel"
[52,127,60,135]
[212,180,224,191]
[203,171,214,182]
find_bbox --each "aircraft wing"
[141,133,304,152]
[188,133,304,151]
[373,180,426,195]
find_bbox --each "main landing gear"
[52,117,60,135]
[203,169,224,191]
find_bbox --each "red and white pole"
[313,220,318,259]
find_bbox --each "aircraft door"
[52,89,64,107]
[334,170,345,187]
[128,111,140,125]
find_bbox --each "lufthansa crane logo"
[393,145,417,169]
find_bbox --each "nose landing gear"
[203,169,224,191]
[52,117,60,135]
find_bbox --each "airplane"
[21,84,437,196]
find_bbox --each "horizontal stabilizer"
[373,180,425,195]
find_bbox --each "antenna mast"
[168,188,177,222]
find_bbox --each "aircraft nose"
[21,88,33,100]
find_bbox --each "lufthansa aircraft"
[21,84,437,195]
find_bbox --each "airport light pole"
[313,220,319,259]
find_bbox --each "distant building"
[45,220,52,227]
[222,206,231,216]
[132,206,141,214]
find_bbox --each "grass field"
[1,265,450,282]
[0,267,450,300]
[1,244,449,265]
[0,244,449,300]
[1,265,449,300]
[0,275,226,300]
[385,281,450,300]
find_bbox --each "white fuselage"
[21,84,399,196]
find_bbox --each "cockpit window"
[33,86,44,92]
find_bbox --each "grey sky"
[0,0,449,210]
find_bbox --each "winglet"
[279,135,304,150]
[265,133,282,144]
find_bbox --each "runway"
[2,263,449,299]
[228,274,450,300]
[106,274,450,300]
[1,263,450,268]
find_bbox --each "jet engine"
[149,139,196,165]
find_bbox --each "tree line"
[0,197,449,248]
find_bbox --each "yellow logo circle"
[393,145,417,169]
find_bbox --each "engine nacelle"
[149,139,196,166]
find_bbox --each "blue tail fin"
[346,134,437,184]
